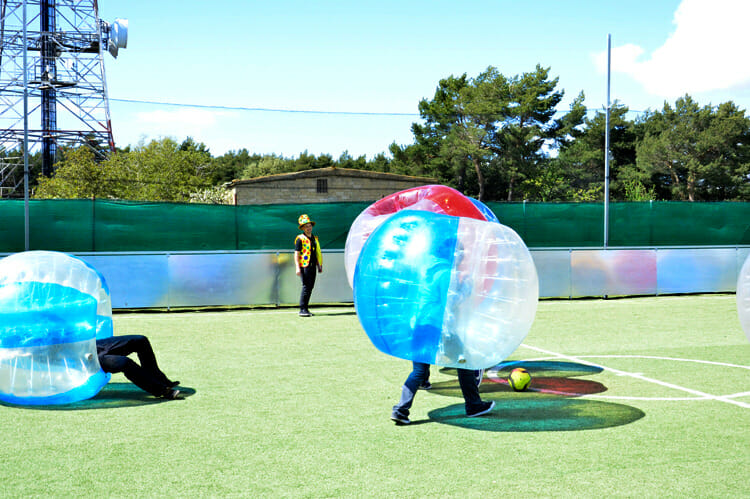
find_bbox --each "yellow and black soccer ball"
[508,367,531,391]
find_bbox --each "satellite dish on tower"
[107,19,128,58]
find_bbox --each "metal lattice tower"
[0,0,123,197]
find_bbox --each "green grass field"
[1,295,748,498]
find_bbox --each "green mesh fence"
[235,202,370,251]
[0,199,747,253]
[611,201,750,247]
[484,201,750,247]
[487,202,606,247]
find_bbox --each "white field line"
[579,355,750,371]
[519,344,750,409]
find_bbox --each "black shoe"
[299,310,312,317]
[167,380,180,389]
[419,380,432,390]
[163,388,183,400]
[390,412,411,425]
[467,400,495,418]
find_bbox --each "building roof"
[226,167,435,188]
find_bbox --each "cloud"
[594,0,750,98]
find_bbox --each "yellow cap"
[298,214,315,228]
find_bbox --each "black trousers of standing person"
[299,264,317,312]
[96,335,173,397]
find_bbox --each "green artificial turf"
[0,295,748,497]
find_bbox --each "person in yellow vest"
[294,214,323,317]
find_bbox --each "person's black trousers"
[96,335,171,396]
[299,265,317,311]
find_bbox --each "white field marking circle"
[486,345,750,408]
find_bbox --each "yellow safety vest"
[295,234,322,268]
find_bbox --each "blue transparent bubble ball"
[345,185,494,289]
[353,210,538,369]
[469,197,500,223]
[0,251,111,405]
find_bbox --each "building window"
[317,178,328,194]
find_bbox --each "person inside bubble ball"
[96,335,182,400]
[391,255,494,425]
[391,362,494,425]
[418,240,484,391]
[294,214,323,317]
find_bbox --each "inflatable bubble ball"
[0,251,111,405]
[345,185,496,288]
[353,210,538,370]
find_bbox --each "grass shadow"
[314,310,357,316]
[427,398,645,432]
[0,383,196,411]
[427,360,644,431]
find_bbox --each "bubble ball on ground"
[353,210,538,370]
[0,251,111,405]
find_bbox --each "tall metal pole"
[604,34,611,248]
[40,0,57,177]
[23,0,30,251]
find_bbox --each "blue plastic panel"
[571,249,658,297]
[657,248,739,294]
[0,247,739,309]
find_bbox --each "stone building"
[226,167,436,205]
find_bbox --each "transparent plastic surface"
[0,339,109,405]
[0,251,113,339]
[344,185,490,288]
[354,210,538,369]
[0,251,110,405]
[77,257,114,339]
[469,197,500,223]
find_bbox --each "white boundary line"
[517,344,750,409]
[577,354,750,371]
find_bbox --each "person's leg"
[299,266,317,314]
[392,362,430,421]
[419,365,432,390]
[298,273,306,313]
[457,368,494,416]
[97,335,176,387]
[98,354,170,397]
[475,368,484,387]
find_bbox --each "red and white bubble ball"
[348,185,539,369]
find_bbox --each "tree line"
[26,64,750,203]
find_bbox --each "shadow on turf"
[0,382,196,411]
[418,361,645,431]
[311,310,357,317]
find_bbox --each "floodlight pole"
[23,0,30,251]
[604,34,611,249]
